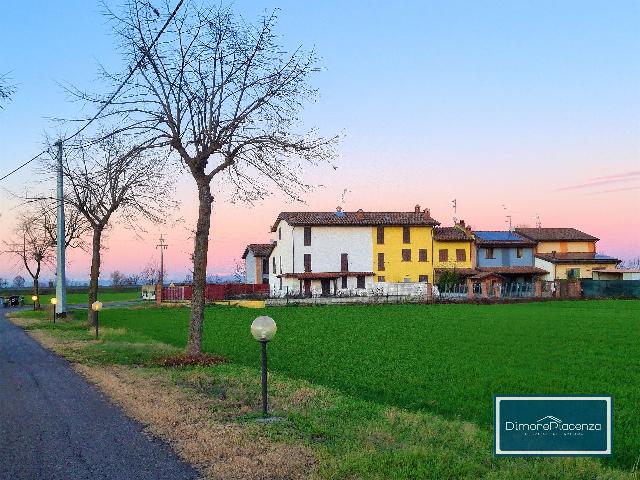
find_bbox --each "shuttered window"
[439,249,448,262]
[376,226,384,244]
[378,252,385,271]
[304,254,311,272]
[356,275,365,289]
[419,249,428,262]
[272,256,276,272]
[402,249,411,261]
[378,276,385,282]
[485,248,494,259]
[341,253,349,271]
[516,248,523,258]
[304,226,311,246]
[419,275,428,282]
[341,276,347,288]
[403,226,411,243]
[456,249,466,262]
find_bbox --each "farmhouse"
[268,206,439,296]
[432,221,476,283]
[473,230,547,282]
[515,227,620,280]
[241,243,274,284]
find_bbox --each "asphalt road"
[0,309,199,480]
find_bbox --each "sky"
[0,0,638,283]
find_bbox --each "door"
[321,279,331,296]
[303,279,311,296]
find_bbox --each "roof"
[535,252,620,264]
[433,227,473,242]
[279,271,374,279]
[473,231,536,247]
[515,227,599,242]
[469,272,505,281]
[241,243,274,259]
[477,266,548,275]
[271,210,440,231]
[434,268,479,276]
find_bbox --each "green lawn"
[36,290,142,306]
[12,300,639,478]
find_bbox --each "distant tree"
[4,205,86,309]
[621,257,640,269]
[75,1,337,355]
[232,260,246,283]
[110,270,126,286]
[0,278,8,289]
[140,263,160,285]
[13,275,25,288]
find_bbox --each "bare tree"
[75,2,336,354]
[140,262,160,285]
[0,72,15,108]
[4,204,88,309]
[56,134,175,325]
[13,275,25,288]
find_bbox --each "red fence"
[161,283,269,302]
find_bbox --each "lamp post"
[250,316,277,418]
[91,301,102,339]
[31,295,38,311]
[50,297,57,323]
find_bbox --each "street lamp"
[50,297,57,323]
[91,301,103,339]
[250,316,277,418]
[31,295,38,311]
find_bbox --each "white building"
[242,244,274,284]
[268,210,375,297]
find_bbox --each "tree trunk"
[33,277,40,310]
[186,180,213,355]
[88,227,103,326]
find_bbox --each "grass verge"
[7,306,640,480]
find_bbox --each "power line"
[0,0,184,183]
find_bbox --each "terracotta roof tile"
[271,210,439,231]
[433,227,473,241]
[515,227,599,242]
[241,243,274,259]
[535,252,620,264]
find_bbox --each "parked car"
[1,296,25,307]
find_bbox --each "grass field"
[11,300,640,478]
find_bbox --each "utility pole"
[55,140,67,317]
[156,235,168,287]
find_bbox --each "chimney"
[414,204,421,213]
[552,250,556,258]
[336,206,342,212]
[355,208,364,221]
[458,219,465,228]
[423,208,431,220]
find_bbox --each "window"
[376,226,385,244]
[341,253,349,271]
[516,248,523,259]
[279,256,282,274]
[378,276,385,282]
[567,268,581,279]
[304,226,311,246]
[456,249,466,262]
[278,228,281,240]
[272,256,276,272]
[419,275,428,282]
[279,277,282,290]
[356,275,365,289]
[403,226,411,244]
[419,249,428,262]
[378,252,385,271]
[304,254,311,272]
[262,258,269,274]
[439,249,448,262]
[402,249,412,261]
[341,276,347,289]
[485,248,494,259]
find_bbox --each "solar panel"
[474,231,524,241]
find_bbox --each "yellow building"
[432,224,476,282]
[371,207,439,283]
[515,227,620,280]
